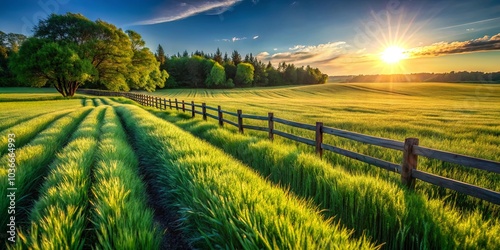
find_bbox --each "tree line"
[1,13,327,97]
[348,71,500,83]
[0,31,27,87]
[157,48,328,89]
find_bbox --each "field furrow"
[0,107,93,236]
[13,107,106,249]
[90,107,161,249]
[116,104,377,249]
[148,107,500,249]
[0,109,73,157]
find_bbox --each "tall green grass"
[0,109,72,156]
[116,104,377,249]
[90,107,161,249]
[143,82,500,214]
[0,107,92,236]
[149,108,500,249]
[14,107,105,249]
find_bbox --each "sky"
[1,0,500,75]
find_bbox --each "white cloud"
[408,33,500,57]
[273,48,278,51]
[217,36,247,42]
[135,0,243,25]
[289,45,306,51]
[232,36,247,42]
[258,42,349,65]
[257,52,270,57]
[253,35,259,40]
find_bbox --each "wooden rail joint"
[402,138,419,189]
[315,122,324,158]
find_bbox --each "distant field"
[0,87,85,101]
[150,82,500,160]
[148,82,500,214]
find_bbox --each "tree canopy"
[8,13,168,96]
[10,38,95,96]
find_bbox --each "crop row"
[4,105,161,249]
[116,104,377,249]
[90,107,161,249]
[15,107,106,249]
[0,107,92,232]
[147,106,500,249]
[0,109,72,156]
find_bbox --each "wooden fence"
[79,89,500,204]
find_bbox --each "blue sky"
[1,0,500,75]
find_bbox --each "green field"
[0,83,499,249]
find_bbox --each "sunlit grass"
[148,107,500,249]
[143,82,500,214]
[116,104,378,249]
[14,107,105,249]
[0,110,73,156]
[0,107,92,235]
[90,107,161,249]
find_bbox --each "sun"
[381,46,407,64]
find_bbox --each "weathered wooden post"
[182,100,185,112]
[175,98,179,111]
[191,101,195,117]
[202,103,207,121]
[316,122,323,158]
[402,138,419,189]
[237,110,243,133]
[268,112,274,141]
[218,105,223,126]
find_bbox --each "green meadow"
[0,82,498,249]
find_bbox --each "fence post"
[237,110,243,133]
[218,105,223,126]
[191,101,195,117]
[182,100,185,112]
[169,99,172,109]
[268,112,274,141]
[202,103,207,120]
[402,138,419,189]
[175,99,179,111]
[316,122,323,158]
[164,98,167,110]
[156,97,159,109]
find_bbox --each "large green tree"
[11,13,167,95]
[205,62,226,88]
[10,38,95,96]
[126,30,168,91]
[235,63,254,86]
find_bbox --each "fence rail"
[78,89,500,204]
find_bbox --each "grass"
[1,84,497,249]
[143,82,500,214]
[0,109,73,156]
[14,107,105,249]
[90,107,161,249]
[146,107,500,249]
[0,99,83,133]
[0,87,86,102]
[116,104,377,249]
[0,107,92,236]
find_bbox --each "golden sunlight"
[381,46,407,64]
